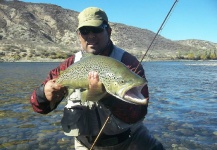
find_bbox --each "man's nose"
[87,32,96,38]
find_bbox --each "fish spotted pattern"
[56,54,148,105]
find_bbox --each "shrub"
[187,52,195,60]
[13,54,21,61]
[50,52,68,59]
[210,50,217,60]
[0,52,5,56]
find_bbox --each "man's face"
[77,26,111,54]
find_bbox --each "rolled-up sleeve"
[30,55,75,114]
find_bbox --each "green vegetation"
[49,51,69,59]
[27,49,71,60]
[13,54,21,60]
[176,49,217,60]
[0,44,75,61]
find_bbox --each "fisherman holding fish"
[30,7,165,150]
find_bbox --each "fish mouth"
[118,83,148,105]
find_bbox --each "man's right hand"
[44,78,67,102]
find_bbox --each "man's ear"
[107,27,112,37]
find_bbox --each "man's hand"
[86,71,108,101]
[44,78,67,102]
[88,71,102,90]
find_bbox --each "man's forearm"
[30,84,52,114]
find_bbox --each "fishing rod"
[135,0,179,71]
[90,1,178,149]
[90,113,112,150]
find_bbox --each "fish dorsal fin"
[82,52,94,58]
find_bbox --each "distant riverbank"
[1,56,216,63]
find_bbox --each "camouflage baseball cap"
[77,7,108,30]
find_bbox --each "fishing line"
[145,3,177,61]
[135,0,179,72]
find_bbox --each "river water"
[0,61,216,150]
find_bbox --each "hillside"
[177,39,217,50]
[0,1,216,62]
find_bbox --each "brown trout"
[56,54,148,105]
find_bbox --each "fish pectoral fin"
[67,88,75,95]
[84,83,107,102]
[62,88,76,101]
[80,89,107,103]
[80,90,88,103]
[86,90,107,102]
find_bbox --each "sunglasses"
[79,24,108,35]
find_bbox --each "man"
[30,7,165,150]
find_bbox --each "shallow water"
[0,61,216,150]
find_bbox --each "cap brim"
[76,20,103,30]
